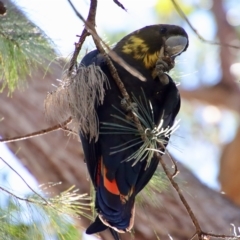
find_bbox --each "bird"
[79,24,189,239]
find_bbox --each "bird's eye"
[160,27,167,34]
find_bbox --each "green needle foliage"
[0,3,56,93]
[101,89,180,168]
[0,184,92,240]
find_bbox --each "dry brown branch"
[68,29,89,73]
[68,0,98,73]
[201,231,240,239]
[113,0,126,11]
[157,154,202,237]
[0,157,92,221]
[171,0,240,49]
[0,157,49,204]
[0,118,73,143]
[158,154,240,240]
[165,149,179,178]
[0,186,36,203]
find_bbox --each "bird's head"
[114,24,189,70]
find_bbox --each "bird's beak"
[165,35,188,57]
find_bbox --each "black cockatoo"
[79,24,188,239]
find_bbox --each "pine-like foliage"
[0,2,56,93]
[0,184,92,240]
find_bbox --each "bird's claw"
[156,56,175,75]
[121,98,138,121]
[121,98,138,113]
[155,55,175,85]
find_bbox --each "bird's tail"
[86,215,120,240]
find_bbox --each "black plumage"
[79,24,188,239]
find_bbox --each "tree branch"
[0,118,73,143]
[171,0,240,49]
[68,0,97,73]
[112,0,126,11]
[0,157,49,204]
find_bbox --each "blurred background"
[0,0,240,239]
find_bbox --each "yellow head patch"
[122,36,160,69]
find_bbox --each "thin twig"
[68,0,98,73]
[61,126,78,135]
[0,182,90,219]
[68,29,89,74]
[157,154,202,237]
[158,154,240,240]
[113,0,127,11]
[189,232,197,240]
[0,157,48,204]
[0,157,91,219]
[0,118,72,143]
[159,141,179,178]
[165,149,179,178]
[201,231,240,239]
[171,0,240,49]
[0,186,36,203]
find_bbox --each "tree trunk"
[1,64,240,240]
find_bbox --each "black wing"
[80,50,180,236]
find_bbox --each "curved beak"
[165,35,188,57]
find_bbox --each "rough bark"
[1,65,240,240]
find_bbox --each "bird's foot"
[121,98,138,121]
[121,98,138,113]
[155,50,175,85]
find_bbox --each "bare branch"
[0,156,91,221]
[165,150,179,178]
[189,232,197,240]
[0,157,49,204]
[68,30,89,73]
[158,153,240,240]
[0,186,36,203]
[171,0,240,49]
[67,0,98,73]
[0,118,72,143]
[201,231,240,239]
[157,154,202,237]
[113,0,127,11]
